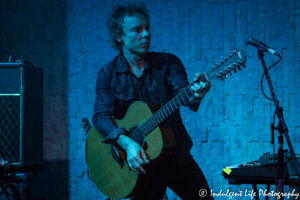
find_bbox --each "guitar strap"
[152,53,169,106]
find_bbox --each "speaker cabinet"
[0,61,43,167]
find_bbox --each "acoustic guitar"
[86,48,246,199]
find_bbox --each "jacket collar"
[114,49,151,73]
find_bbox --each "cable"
[272,110,278,192]
[260,54,282,101]
[8,55,17,63]
[88,171,92,181]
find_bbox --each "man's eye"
[134,28,140,32]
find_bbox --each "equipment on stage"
[245,35,278,55]
[245,35,300,194]
[0,168,53,200]
[0,61,43,168]
[0,59,51,199]
[85,48,247,199]
[222,151,300,200]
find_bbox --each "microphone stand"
[257,49,300,195]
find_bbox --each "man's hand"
[117,134,149,174]
[190,73,212,100]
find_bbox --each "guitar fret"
[183,89,189,99]
[157,112,162,122]
[166,104,171,114]
[161,108,167,118]
[171,100,177,110]
[178,94,184,104]
[184,89,190,100]
[169,102,174,111]
[141,126,146,136]
[160,110,166,120]
[164,106,170,116]
[188,87,193,96]
[174,97,179,107]
[141,125,146,136]
[144,122,150,134]
[151,118,155,129]
[153,114,158,127]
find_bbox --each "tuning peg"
[220,77,224,81]
[212,66,215,69]
[243,64,246,68]
[233,51,237,55]
[238,66,242,70]
[225,57,228,61]
[229,54,233,58]
[220,60,224,64]
[234,69,237,73]
[229,72,232,76]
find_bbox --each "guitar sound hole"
[128,126,144,146]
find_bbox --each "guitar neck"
[136,47,246,137]
[139,79,200,136]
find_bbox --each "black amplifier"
[0,61,43,167]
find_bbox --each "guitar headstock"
[207,47,246,81]
[81,118,91,135]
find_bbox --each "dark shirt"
[92,50,201,162]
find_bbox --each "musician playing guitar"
[92,3,213,200]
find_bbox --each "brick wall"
[1,0,299,199]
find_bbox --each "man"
[92,3,213,200]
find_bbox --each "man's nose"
[141,28,150,37]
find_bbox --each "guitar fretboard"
[139,85,194,136]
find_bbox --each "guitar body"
[86,101,174,199]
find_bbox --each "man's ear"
[117,35,122,43]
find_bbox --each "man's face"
[119,13,151,55]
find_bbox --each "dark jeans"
[132,150,214,200]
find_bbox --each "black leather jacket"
[92,51,201,162]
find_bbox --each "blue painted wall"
[1,0,299,199]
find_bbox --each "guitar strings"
[129,58,242,141]
[129,74,212,142]
[130,68,227,141]
[130,59,242,140]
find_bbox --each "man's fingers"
[139,150,150,163]
[131,160,146,174]
[194,93,205,99]
[137,166,146,174]
[135,157,144,165]
[128,162,137,172]
[194,73,202,81]
[191,83,209,93]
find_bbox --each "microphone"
[245,35,279,55]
